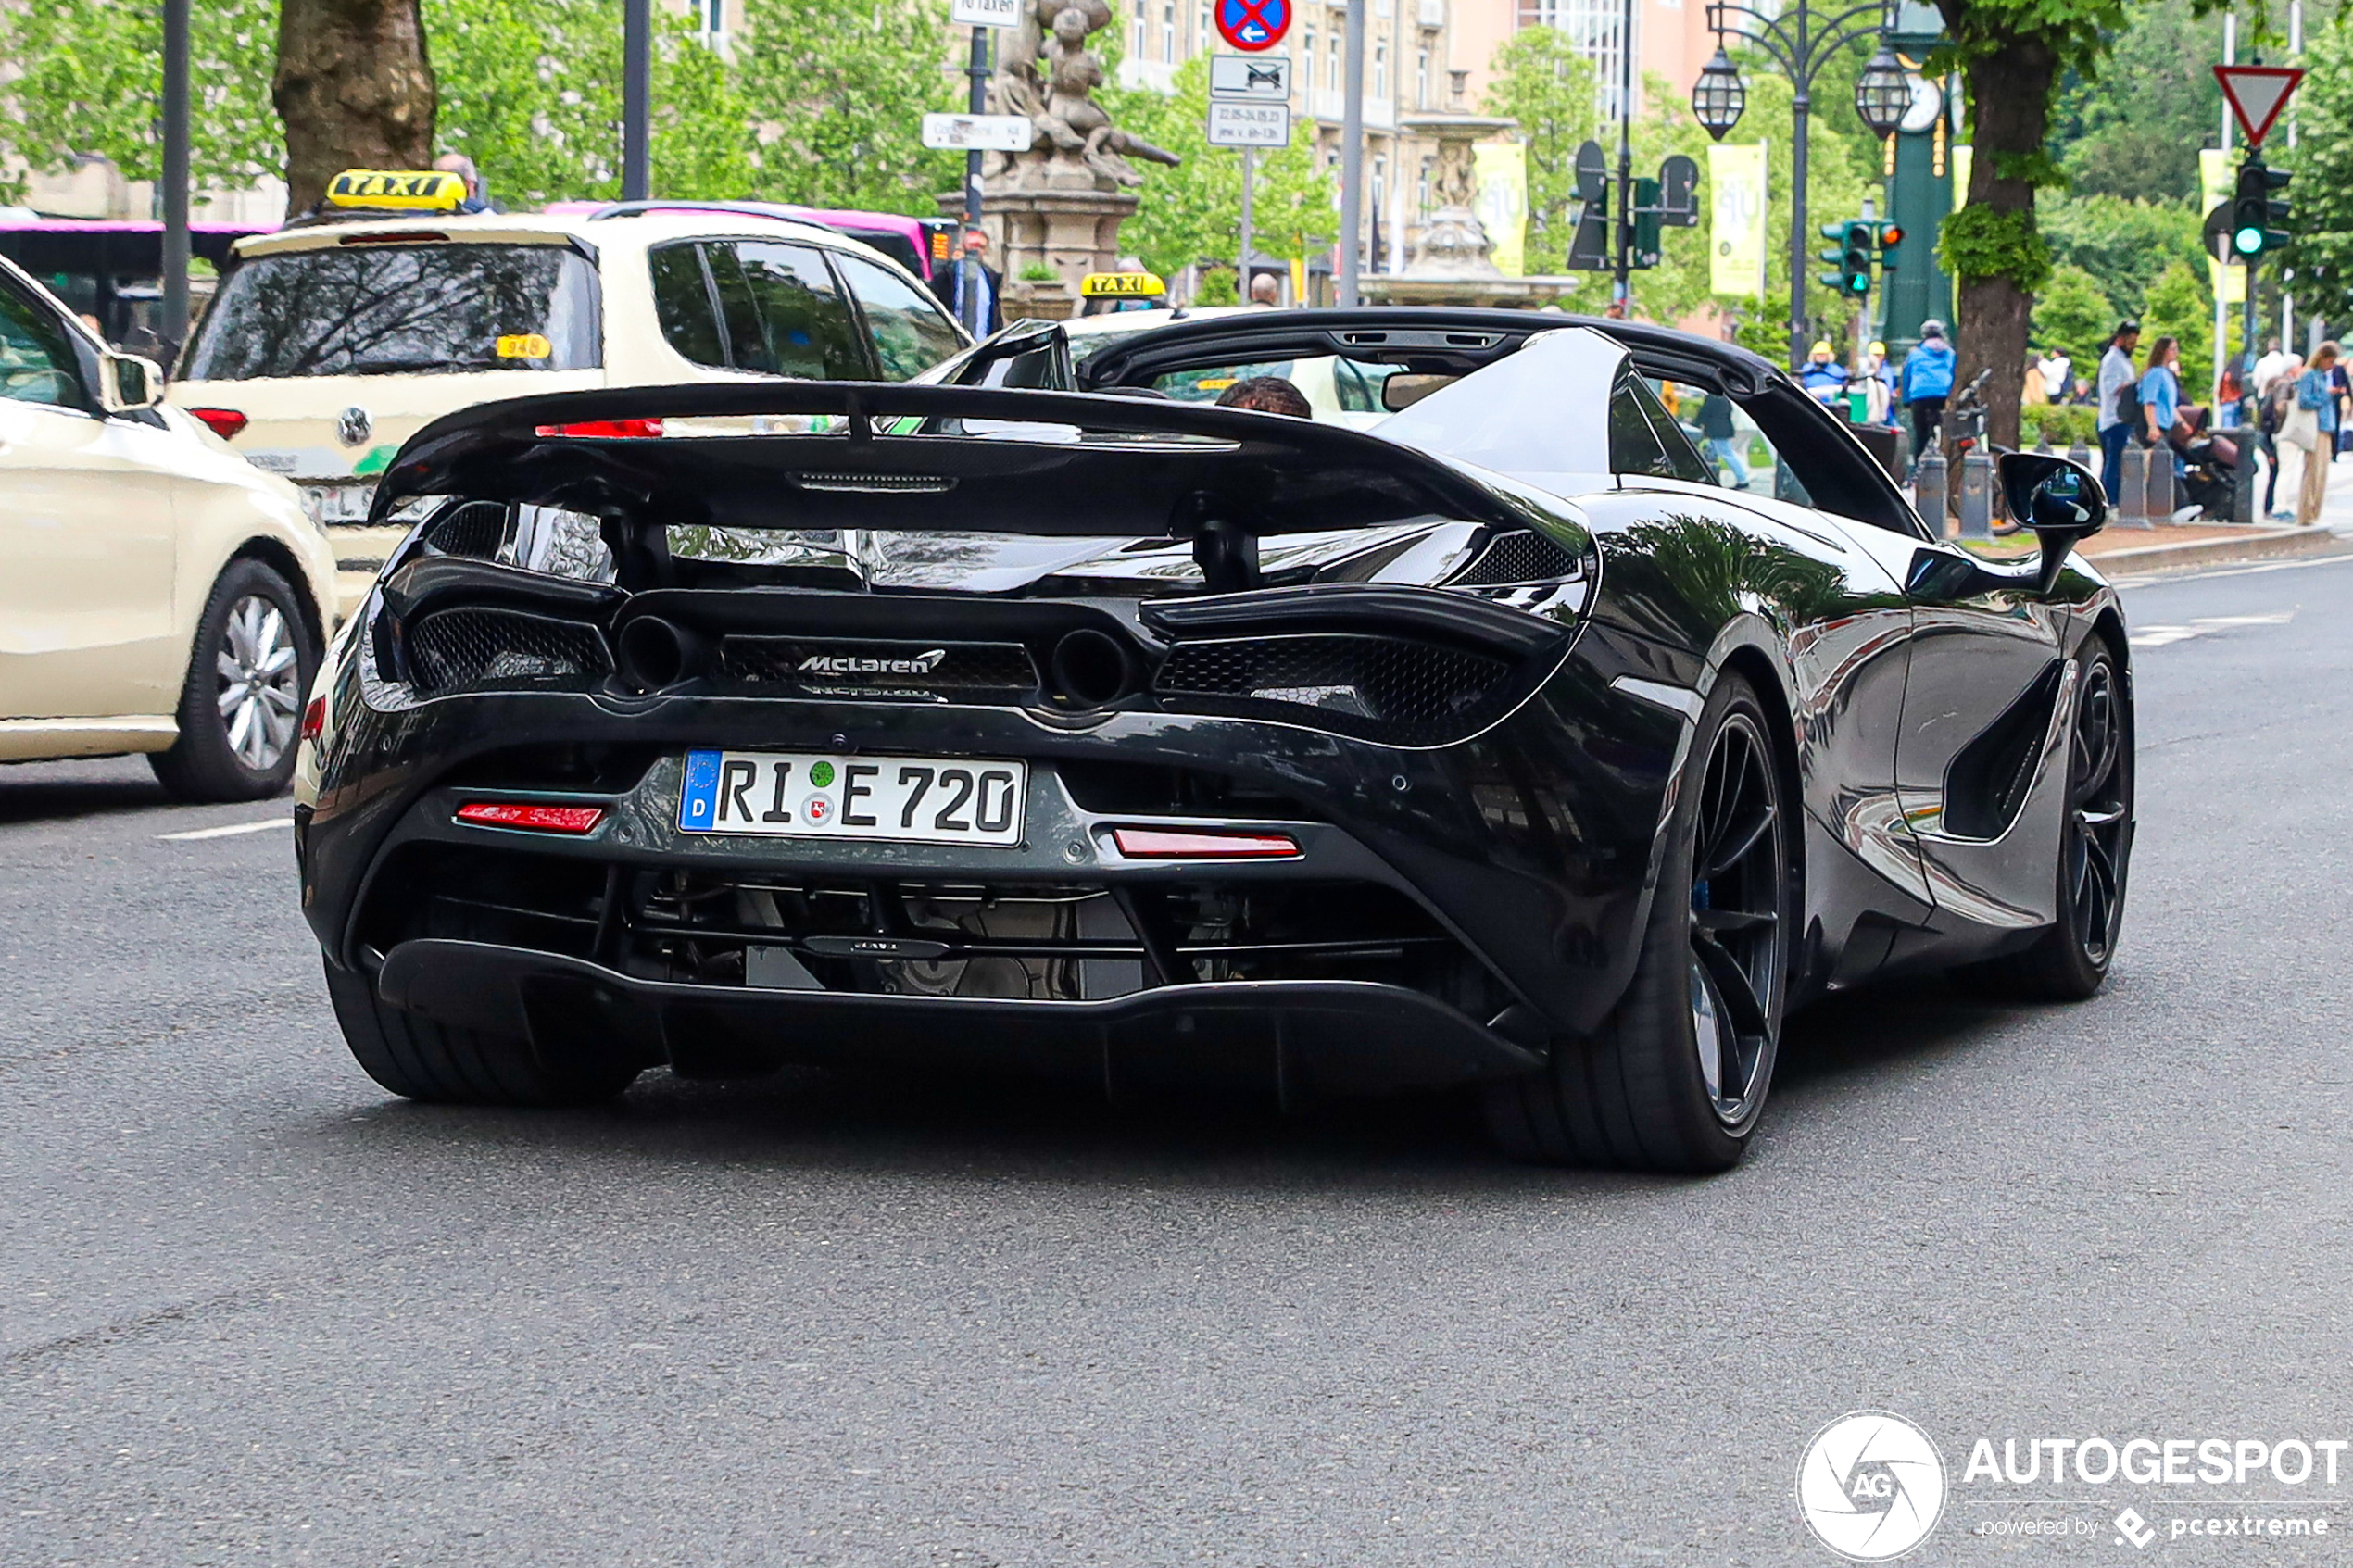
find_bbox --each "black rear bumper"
[371,938,1543,1097]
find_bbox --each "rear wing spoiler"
[375,382,1549,554]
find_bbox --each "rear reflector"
[299,696,326,742]
[535,418,664,439]
[187,407,248,440]
[455,802,605,834]
[1111,827,1300,859]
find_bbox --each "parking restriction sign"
[1215,0,1290,52]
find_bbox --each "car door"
[0,276,180,719]
[1881,537,2072,929]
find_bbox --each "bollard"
[2221,425,2257,522]
[1915,449,1947,533]
[2117,445,2151,526]
[2068,439,2093,472]
[1957,450,1994,539]
[2144,449,2175,521]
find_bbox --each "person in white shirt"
[2039,346,2070,402]
[2095,320,2140,502]
[2253,336,2295,398]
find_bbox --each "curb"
[2091,525,2345,576]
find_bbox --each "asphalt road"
[4,555,2350,1567]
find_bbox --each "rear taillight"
[454,802,606,834]
[299,696,326,742]
[535,419,664,439]
[1111,827,1301,859]
[188,408,248,440]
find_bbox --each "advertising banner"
[1709,141,1768,298]
[1473,143,1529,279]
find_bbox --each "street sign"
[1657,154,1700,228]
[1207,102,1290,147]
[950,0,1023,27]
[1215,0,1290,53]
[1567,140,1610,270]
[2213,64,2304,149]
[1210,54,1290,99]
[921,113,1037,152]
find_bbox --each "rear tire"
[1483,671,1794,1173]
[150,558,319,803]
[324,960,641,1107]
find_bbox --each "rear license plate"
[678,750,1026,846]
[300,481,377,525]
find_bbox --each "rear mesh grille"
[1452,529,1583,585]
[421,500,509,559]
[718,637,1038,700]
[1153,633,1513,742]
[407,608,611,695]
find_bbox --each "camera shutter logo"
[1795,1411,1946,1560]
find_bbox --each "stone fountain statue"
[950,0,1179,307]
[989,0,1181,191]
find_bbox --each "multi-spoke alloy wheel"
[2066,654,2128,967]
[1688,709,1786,1127]
[1482,671,1792,1173]
[152,559,320,803]
[1969,639,2133,1001]
[215,594,302,773]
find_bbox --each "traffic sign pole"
[962,24,989,335]
[1239,147,1255,297]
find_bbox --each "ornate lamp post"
[1691,1,1896,367]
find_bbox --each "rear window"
[184,242,600,380]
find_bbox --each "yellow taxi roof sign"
[1080,270,1165,299]
[326,169,469,213]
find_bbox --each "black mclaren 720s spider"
[293,309,2133,1172]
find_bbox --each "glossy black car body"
[295,310,2131,1168]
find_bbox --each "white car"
[0,255,337,799]
[167,177,972,528]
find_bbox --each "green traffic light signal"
[2231,158,2293,257]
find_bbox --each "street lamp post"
[1692,1,1896,368]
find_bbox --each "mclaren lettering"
[796,649,951,677]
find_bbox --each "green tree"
[736,0,963,214]
[2045,0,2226,203]
[1107,56,1336,279]
[2037,193,2205,318]
[430,0,751,206]
[2279,16,2353,326]
[2140,257,2214,395]
[0,0,283,203]
[1479,27,1600,270]
[2030,262,2114,376]
[1930,0,2240,451]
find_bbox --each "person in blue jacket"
[1798,341,1849,404]
[1899,320,1957,463]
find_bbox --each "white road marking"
[2110,546,2353,588]
[157,817,294,842]
[2129,611,2296,648]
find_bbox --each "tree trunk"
[1942,26,2056,456]
[274,0,437,216]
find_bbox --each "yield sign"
[2214,65,2304,149]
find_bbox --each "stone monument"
[944,0,1179,302]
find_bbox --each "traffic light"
[1630,177,1662,268]
[2231,158,2292,257]
[1877,222,1904,273]
[1818,220,1874,295]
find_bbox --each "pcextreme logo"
[1796,1411,1948,1561]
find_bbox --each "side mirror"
[98,350,163,413]
[1997,450,2107,593]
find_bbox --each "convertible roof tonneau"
[373,380,1560,545]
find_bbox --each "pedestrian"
[1799,340,1848,404]
[1603,297,1628,320]
[2254,334,2294,395]
[432,152,494,214]
[2258,350,2304,519]
[2289,342,2341,526]
[2022,351,2049,408]
[1247,271,1279,307]
[1698,391,1749,488]
[1900,319,1956,464]
[2140,337,2189,467]
[2040,345,2072,402]
[2095,319,2141,502]
[1859,340,1894,423]
[1215,375,1311,417]
[941,230,1003,333]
